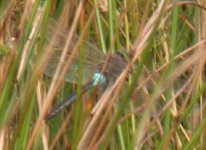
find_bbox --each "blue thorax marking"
[92,72,106,86]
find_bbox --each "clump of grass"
[0,0,206,149]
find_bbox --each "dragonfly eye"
[115,51,129,62]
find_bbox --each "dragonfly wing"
[44,47,101,84]
[44,63,97,84]
[44,21,104,84]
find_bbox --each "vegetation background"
[0,0,206,149]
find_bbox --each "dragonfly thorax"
[97,52,127,84]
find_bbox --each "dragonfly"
[44,21,128,121]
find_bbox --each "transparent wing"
[44,20,104,84]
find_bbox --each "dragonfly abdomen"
[45,72,106,121]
